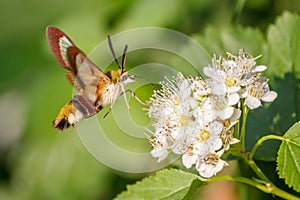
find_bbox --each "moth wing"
[46,26,77,73]
[66,46,111,103]
[46,26,111,103]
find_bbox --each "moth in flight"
[46,26,144,131]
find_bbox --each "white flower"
[148,73,195,134]
[150,133,172,162]
[202,95,235,121]
[232,49,257,73]
[204,56,242,100]
[148,48,277,178]
[181,120,223,169]
[203,56,224,81]
[189,77,211,101]
[205,78,227,96]
[244,77,278,109]
[151,148,168,163]
[148,73,198,160]
[220,119,240,150]
[170,105,194,140]
[203,57,227,96]
[193,120,223,151]
[172,123,196,154]
[222,61,243,94]
[196,150,228,178]
[182,145,198,168]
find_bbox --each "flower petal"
[227,86,241,93]
[230,138,240,145]
[209,121,223,135]
[197,163,214,178]
[229,109,241,122]
[261,91,278,102]
[182,154,197,168]
[245,96,261,109]
[253,65,267,72]
[219,106,234,120]
[151,148,168,162]
[228,93,240,105]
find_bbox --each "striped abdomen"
[53,93,98,131]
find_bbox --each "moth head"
[120,70,135,84]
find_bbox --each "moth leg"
[103,107,112,118]
[125,89,149,106]
[121,86,131,109]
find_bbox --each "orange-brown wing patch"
[46,26,75,71]
[95,73,112,103]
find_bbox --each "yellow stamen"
[174,97,181,106]
[199,129,209,141]
[225,78,237,87]
[179,115,189,127]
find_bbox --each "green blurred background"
[0,0,300,199]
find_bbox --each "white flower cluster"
[147,49,277,178]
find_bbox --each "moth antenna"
[108,35,121,69]
[121,45,128,73]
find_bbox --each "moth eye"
[122,73,129,81]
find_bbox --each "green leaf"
[193,24,264,56]
[246,11,300,161]
[182,179,203,200]
[263,11,300,78]
[117,0,183,29]
[277,122,300,192]
[246,74,299,161]
[115,169,203,200]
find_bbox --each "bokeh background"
[0,0,300,199]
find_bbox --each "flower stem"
[206,175,300,200]
[242,155,271,183]
[234,102,241,139]
[237,134,290,196]
[240,105,249,152]
[240,135,284,185]
[249,134,285,159]
[244,134,286,183]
